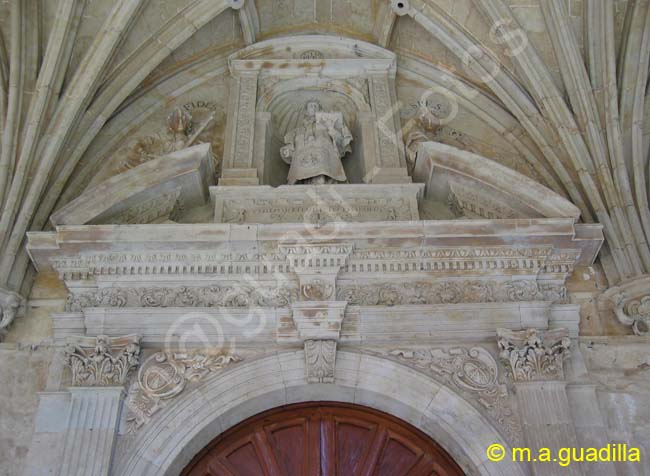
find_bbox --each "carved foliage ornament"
[64,335,141,386]
[338,280,567,306]
[497,328,571,382]
[65,284,298,311]
[126,350,241,429]
[304,340,337,383]
[389,347,521,443]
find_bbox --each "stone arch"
[118,351,526,476]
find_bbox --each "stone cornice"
[26,220,601,277]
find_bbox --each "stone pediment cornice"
[27,220,601,282]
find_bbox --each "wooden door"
[182,402,465,476]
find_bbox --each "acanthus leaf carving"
[497,328,571,382]
[63,335,141,387]
[304,340,337,383]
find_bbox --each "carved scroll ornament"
[603,276,650,336]
[126,350,241,429]
[388,346,521,443]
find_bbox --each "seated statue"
[280,100,353,185]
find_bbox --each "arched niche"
[256,78,371,185]
[116,351,525,476]
[221,35,411,186]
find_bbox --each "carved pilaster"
[60,387,126,476]
[497,328,571,382]
[0,287,24,341]
[366,71,410,183]
[63,335,141,387]
[221,66,260,184]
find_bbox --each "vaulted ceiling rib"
[0,0,648,295]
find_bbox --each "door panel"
[182,403,465,476]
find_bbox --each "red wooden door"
[182,402,465,476]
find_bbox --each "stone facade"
[0,2,649,476]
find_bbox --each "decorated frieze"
[338,279,567,306]
[63,279,566,312]
[65,283,299,312]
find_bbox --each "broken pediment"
[413,142,581,221]
[50,144,215,226]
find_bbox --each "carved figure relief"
[119,102,222,174]
[404,100,441,172]
[281,100,353,185]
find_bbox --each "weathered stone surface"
[1,5,650,476]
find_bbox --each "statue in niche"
[280,100,353,185]
[121,108,216,171]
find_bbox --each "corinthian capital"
[497,328,571,382]
[64,335,141,387]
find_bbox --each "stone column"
[58,335,141,476]
[498,328,583,476]
[221,66,260,185]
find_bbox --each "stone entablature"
[29,220,599,281]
